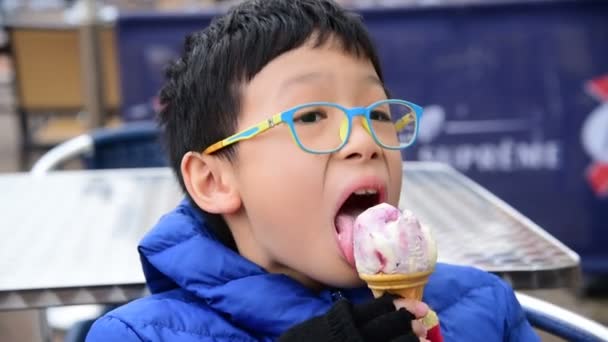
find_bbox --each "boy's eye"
[294,110,328,124]
[370,110,391,122]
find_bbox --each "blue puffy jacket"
[87,200,539,341]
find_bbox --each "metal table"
[400,163,580,290]
[0,163,580,310]
[0,168,181,310]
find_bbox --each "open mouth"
[334,187,384,267]
[339,189,382,217]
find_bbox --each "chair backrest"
[10,26,120,112]
[516,292,608,341]
[82,121,167,170]
[30,121,167,175]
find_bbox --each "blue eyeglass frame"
[203,99,424,155]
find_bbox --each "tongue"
[335,213,356,268]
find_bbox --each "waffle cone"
[359,270,433,300]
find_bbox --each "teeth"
[353,189,378,195]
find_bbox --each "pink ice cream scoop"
[353,203,437,275]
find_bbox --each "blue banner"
[115,1,608,273]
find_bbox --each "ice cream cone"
[353,204,442,341]
[359,270,433,300]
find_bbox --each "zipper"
[330,290,345,302]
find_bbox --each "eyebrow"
[278,72,385,96]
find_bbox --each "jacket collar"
[138,199,372,337]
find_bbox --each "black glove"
[278,294,419,342]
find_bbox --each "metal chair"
[30,121,167,342]
[517,292,608,341]
[31,121,167,175]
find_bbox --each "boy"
[87,0,539,341]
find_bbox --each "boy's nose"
[337,117,381,161]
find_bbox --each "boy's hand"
[279,293,430,342]
[393,298,430,341]
[353,295,429,341]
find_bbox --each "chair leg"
[38,309,53,342]
[17,107,30,171]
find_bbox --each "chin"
[291,256,364,289]
[320,268,365,289]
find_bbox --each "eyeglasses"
[203,99,423,155]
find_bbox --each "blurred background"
[0,0,606,341]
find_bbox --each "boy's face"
[229,40,403,288]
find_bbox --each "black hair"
[158,0,384,249]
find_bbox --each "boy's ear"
[181,152,241,214]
